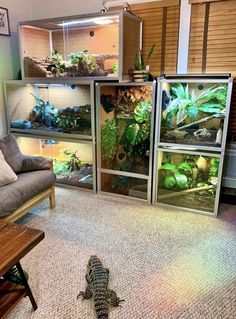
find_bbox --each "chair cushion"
[0,135,23,173]
[0,150,17,186]
[0,170,56,218]
[21,156,52,172]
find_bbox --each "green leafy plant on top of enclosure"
[163,83,228,128]
[134,43,155,71]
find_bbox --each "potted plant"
[133,43,155,82]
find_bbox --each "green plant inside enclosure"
[53,149,82,175]
[161,162,193,190]
[160,154,219,196]
[69,50,99,74]
[101,119,119,163]
[120,100,152,157]
[51,50,65,73]
[163,83,228,128]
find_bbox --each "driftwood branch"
[174,113,225,131]
[158,184,215,200]
[30,93,45,104]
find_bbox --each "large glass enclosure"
[100,173,148,200]
[5,81,93,138]
[157,78,232,150]
[153,75,233,216]
[97,82,155,201]
[154,149,222,214]
[16,136,95,190]
[19,11,141,80]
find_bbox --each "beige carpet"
[6,187,236,319]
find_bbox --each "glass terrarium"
[100,173,148,200]
[156,76,233,150]
[96,82,155,201]
[5,80,93,138]
[19,11,141,80]
[154,148,222,215]
[16,136,95,190]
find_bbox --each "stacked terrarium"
[18,11,141,81]
[4,80,96,190]
[4,10,142,191]
[96,82,156,202]
[153,75,233,215]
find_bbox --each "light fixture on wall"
[123,2,132,13]
[100,0,108,12]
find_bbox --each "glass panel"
[17,136,94,189]
[156,150,220,213]
[159,82,228,148]
[99,85,153,175]
[7,83,92,136]
[101,173,148,200]
[21,15,119,78]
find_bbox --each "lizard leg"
[85,273,91,283]
[77,284,93,300]
[107,289,125,307]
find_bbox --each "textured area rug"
[6,187,236,319]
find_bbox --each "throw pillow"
[0,150,18,186]
[0,135,24,173]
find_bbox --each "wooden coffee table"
[0,220,44,318]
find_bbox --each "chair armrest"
[21,156,53,172]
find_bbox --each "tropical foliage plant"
[160,154,219,196]
[163,83,228,128]
[120,100,151,157]
[101,119,119,163]
[160,162,193,190]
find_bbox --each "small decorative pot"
[133,70,149,82]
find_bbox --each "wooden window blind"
[113,0,180,76]
[189,0,236,137]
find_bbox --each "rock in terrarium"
[24,50,119,78]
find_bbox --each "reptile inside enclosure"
[77,256,124,319]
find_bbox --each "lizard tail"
[94,288,109,319]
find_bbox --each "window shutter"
[133,1,180,76]
[189,0,236,138]
[112,1,180,76]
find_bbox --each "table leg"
[15,262,38,311]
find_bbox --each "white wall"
[0,0,31,137]
[30,0,104,19]
[30,0,162,18]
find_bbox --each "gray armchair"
[0,135,56,222]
